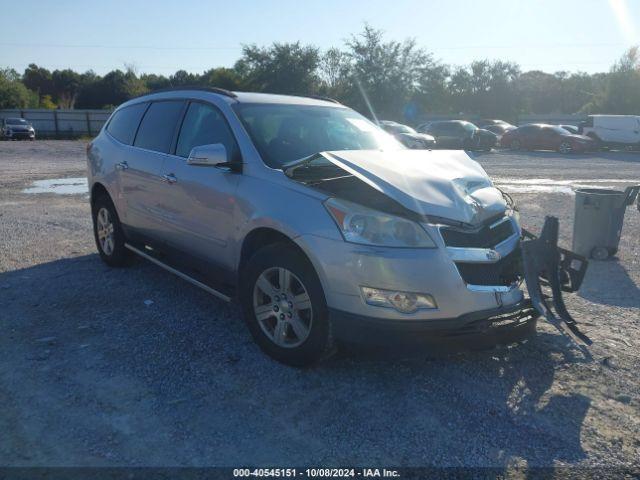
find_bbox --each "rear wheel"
[240,243,334,367]
[91,193,131,267]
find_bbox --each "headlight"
[361,287,437,313]
[324,198,436,248]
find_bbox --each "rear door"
[520,125,540,149]
[119,100,186,239]
[431,123,458,148]
[158,100,241,272]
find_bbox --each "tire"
[558,141,573,154]
[510,139,521,151]
[91,193,131,267]
[240,243,334,367]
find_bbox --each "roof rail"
[305,95,341,104]
[138,86,238,99]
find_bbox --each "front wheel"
[240,243,334,367]
[510,139,521,151]
[558,141,573,154]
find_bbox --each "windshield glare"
[232,104,403,168]
[460,121,477,132]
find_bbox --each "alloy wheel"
[252,267,313,348]
[559,142,572,154]
[96,207,115,256]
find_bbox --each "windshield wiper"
[283,153,328,177]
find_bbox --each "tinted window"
[176,102,240,160]
[134,101,185,153]
[438,123,457,133]
[106,103,148,145]
[428,123,445,133]
[518,126,539,135]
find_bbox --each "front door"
[158,100,241,273]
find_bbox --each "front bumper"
[331,299,538,346]
[300,216,588,346]
[4,130,35,139]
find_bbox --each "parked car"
[483,124,516,137]
[479,119,515,129]
[501,124,594,153]
[379,120,436,149]
[579,115,640,150]
[1,117,36,140]
[418,120,498,151]
[559,124,579,135]
[87,88,573,366]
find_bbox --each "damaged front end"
[285,149,591,348]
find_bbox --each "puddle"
[22,177,88,195]
[493,178,640,195]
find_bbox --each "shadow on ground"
[0,255,592,469]
[578,258,640,308]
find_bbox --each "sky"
[1,0,639,76]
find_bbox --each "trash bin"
[572,185,640,260]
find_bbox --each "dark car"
[479,119,515,129]
[483,124,516,137]
[379,121,436,149]
[418,120,497,151]
[1,117,36,140]
[500,124,594,153]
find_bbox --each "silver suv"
[87,88,585,366]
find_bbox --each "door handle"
[162,173,177,184]
[116,161,128,171]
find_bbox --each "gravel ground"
[0,141,639,471]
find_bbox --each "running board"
[124,243,232,302]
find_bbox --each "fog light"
[361,287,437,313]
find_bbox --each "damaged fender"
[521,216,592,346]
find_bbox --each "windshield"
[6,118,28,125]
[460,121,477,132]
[232,103,403,168]
[385,123,416,134]
[548,126,571,135]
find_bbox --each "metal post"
[85,111,92,136]
[53,110,59,138]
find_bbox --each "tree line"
[1,26,639,123]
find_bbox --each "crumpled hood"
[321,149,506,225]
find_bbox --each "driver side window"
[176,102,240,161]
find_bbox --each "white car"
[580,115,640,150]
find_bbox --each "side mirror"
[187,143,229,167]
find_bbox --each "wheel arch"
[237,227,329,295]
[90,181,111,207]
[239,227,307,274]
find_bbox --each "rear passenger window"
[134,101,185,153]
[106,103,148,145]
[176,102,240,160]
